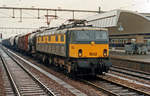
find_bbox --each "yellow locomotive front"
[68,27,111,75]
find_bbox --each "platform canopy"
[87,10,150,36]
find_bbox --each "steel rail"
[98,75,150,96]
[79,79,120,96]
[110,66,150,81]
[0,53,21,96]
[79,74,150,96]
[112,65,150,75]
[2,46,87,96]
[110,57,150,75]
[1,47,56,96]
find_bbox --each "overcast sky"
[1,0,150,11]
[0,0,150,38]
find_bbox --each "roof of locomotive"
[37,26,108,36]
[68,27,107,31]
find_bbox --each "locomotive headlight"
[78,49,82,57]
[91,41,95,46]
[103,49,107,57]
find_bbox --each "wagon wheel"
[129,51,132,55]
[48,56,53,66]
[70,63,78,79]
[125,51,127,54]
[138,51,141,55]
[67,70,77,79]
[42,55,48,66]
[126,51,128,55]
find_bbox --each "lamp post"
[118,22,124,32]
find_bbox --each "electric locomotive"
[36,20,111,76]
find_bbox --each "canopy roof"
[87,10,150,36]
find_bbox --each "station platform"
[109,48,150,63]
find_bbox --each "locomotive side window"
[49,35,51,41]
[56,35,58,41]
[70,32,75,43]
[61,35,64,42]
[45,36,48,43]
[42,36,44,41]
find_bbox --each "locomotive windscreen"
[70,30,108,43]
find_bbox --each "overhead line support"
[0,7,99,13]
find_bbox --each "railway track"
[110,56,150,73]
[80,76,150,96]
[110,66,150,81]
[2,46,150,96]
[0,59,15,96]
[0,48,57,96]
[1,46,88,96]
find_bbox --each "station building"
[87,10,150,49]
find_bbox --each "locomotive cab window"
[95,31,107,40]
[70,30,108,43]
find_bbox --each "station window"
[56,35,58,41]
[61,35,64,42]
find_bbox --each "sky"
[0,0,150,38]
[1,0,150,11]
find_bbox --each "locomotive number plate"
[89,52,97,56]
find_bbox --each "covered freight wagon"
[18,33,31,52]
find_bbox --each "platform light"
[118,22,124,32]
